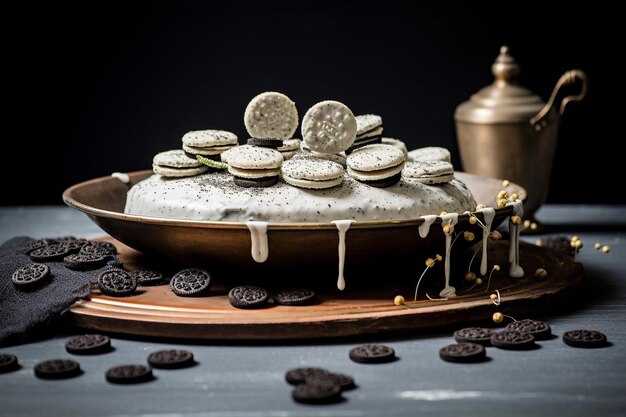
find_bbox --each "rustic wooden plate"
[68,239,582,340]
[62,170,525,269]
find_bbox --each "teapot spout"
[530,70,589,131]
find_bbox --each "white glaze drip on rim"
[419,215,438,238]
[245,221,269,263]
[439,213,459,297]
[506,200,524,277]
[332,220,353,290]
[478,208,496,276]
[111,172,130,184]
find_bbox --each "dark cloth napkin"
[0,237,121,345]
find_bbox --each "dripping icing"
[332,220,353,290]
[245,221,269,263]
[439,213,459,298]
[419,215,438,238]
[478,208,496,276]
[507,200,524,278]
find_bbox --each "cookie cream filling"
[124,172,476,223]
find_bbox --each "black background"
[5,1,623,205]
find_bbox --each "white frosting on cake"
[124,172,477,223]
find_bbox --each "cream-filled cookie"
[407,146,452,163]
[181,129,238,159]
[277,138,301,160]
[152,149,208,178]
[222,145,283,187]
[402,160,455,184]
[244,92,299,140]
[281,158,344,190]
[346,144,405,187]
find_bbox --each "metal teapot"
[454,46,588,222]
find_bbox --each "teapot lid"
[454,46,545,124]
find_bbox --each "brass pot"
[454,46,588,222]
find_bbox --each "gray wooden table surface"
[1,205,625,417]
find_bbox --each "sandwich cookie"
[402,161,454,184]
[153,150,208,178]
[346,144,405,188]
[381,137,408,157]
[244,91,299,140]
[222,145,283,187]
[407,146,452,163]
[301,100,357,154]
[276,138,301,160]
[281,158,344,190]
[181,129,238,160]
[346,114,384,154]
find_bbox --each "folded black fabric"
[0,237,121,345]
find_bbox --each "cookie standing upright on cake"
[182,129,238,160]
[301,100,357,154]
[244,92,299,143]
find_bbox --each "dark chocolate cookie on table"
[34,359,82,380]
[563,330,608,348]
[132,270,166,286]
[505,319,552,340]
[105,364,153,384]
[491,330,536,350]
[97,269,137,297]
[272,288,316,306]
[0,354,20,373]
[65,334,112,355]
[228,286,269,309]
[29,244,71,262]
[63,253,108,271]
[12,263,51,288]
[169,268,212,297]
[453,327,496,346]
[147,349,195,369]
[349,344,396,364]
[439,343,487,363]
[292,381,343,405]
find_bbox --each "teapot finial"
[492,45,519,84]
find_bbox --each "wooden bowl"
[62,170,525,274]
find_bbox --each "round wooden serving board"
[68,238,584,340]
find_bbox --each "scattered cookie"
[439,343,487,363]
[29,244,71,262]
[285,367,329,385]
[12,263,51,288]
[97,269,137,297]
[402,160,454,184]
[221,145,283,187]
[505,319,552,340]
[563,330,608,348]
[22,238,51,255]
[407,146,452,163]
[60,238,89,253]
[247,137,283,148]
[244,91,299,140]
[272,288,317,306]
[453,327,495,346]
[34,359,82,380]
[132,270,166,286]
[0,354,19,373]
[346,144,405,187]
[65,334,112,355]
[305,372,356,391]
[228,285,269,309]
[169,268,212,297]
[147,349,195,369]
[281,158,344,190]
[301,100,357,154]
[63,252,108,271]
[181,129,238,159]
[277,138,301,160]
[491,330,536,350]
[292,381,343,405]
[153,149,208,178]
[80,241,117,256]
[349,344,396,364]
[105,364,153,384]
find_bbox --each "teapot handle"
[530,70,589,131]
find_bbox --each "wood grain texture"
[68,239,583,340]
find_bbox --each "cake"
[123,93,524,295]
